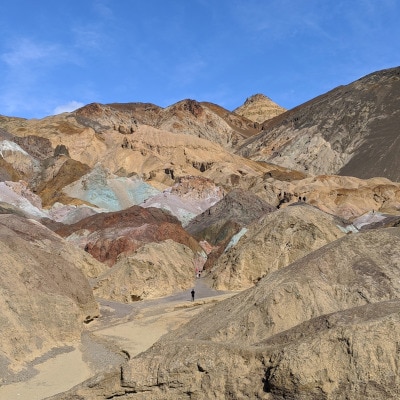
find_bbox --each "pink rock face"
[56,205,202,266]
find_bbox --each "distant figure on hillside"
[191,289,195,302]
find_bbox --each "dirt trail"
[0,278,236,400]
[91,278,234,358]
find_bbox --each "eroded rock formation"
[0,214,103,381]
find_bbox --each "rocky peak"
[233,93,286,124]
[180,99,204,118]
[243,93,272,104]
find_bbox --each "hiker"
[191,289,195,301]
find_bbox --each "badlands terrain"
[0,66,400,399]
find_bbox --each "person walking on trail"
[191,289,195,302]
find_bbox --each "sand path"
[0,279,234,400]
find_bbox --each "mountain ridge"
[237,66,400,181]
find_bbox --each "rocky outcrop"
[14,135,54,160]
[0,139,40,182]
[0,214,103,381]
[187,188,275,244]
[141,175,224,226]
[0,180,48,219]
[233,93,286,124]
[75,99,260,150]
[258,174,400,220]
[36,157,92,207]
[93,240,199,301]
[210,204,346,290]
[186,188,276,269]
[56,205,203,267]
[257,300,400,399]
[157,99,259,148]
[238,67,400,182]
[75,102,141,134]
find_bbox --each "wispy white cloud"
[1,37,68,67]
[53,101,85,115]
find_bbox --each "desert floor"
[0,278,234,400]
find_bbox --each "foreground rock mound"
[120,300,400,400]
[210,204,346,290]
[0,214,101,381]
[258,300,400,398]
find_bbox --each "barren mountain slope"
[0,214,103,381]
[237,66,400,181]
[175,228,400,343]
[156,99,259,148]
[186,188,275,244]
[76,99,260,149]
[200,101,259,137]
[0,113,272,195]
[233,93,287,123]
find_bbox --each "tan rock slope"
[0,214,104,381]
[210,204,346,290]
[93,240,199,301]
[233,93,287,124]
[120,300,400,400]
[76,98,259,149]
[259,174,400,220]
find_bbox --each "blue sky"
[0,0,399,119]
